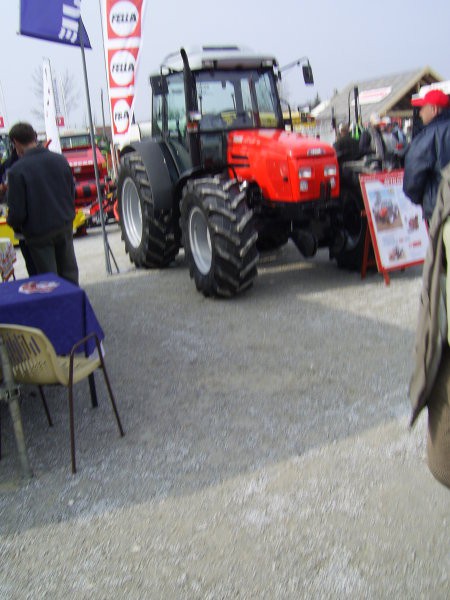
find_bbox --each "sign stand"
[358,170,428,285]
[360,211,390,285]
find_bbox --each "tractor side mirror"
[150,75,168,95]
[302,64,314,85]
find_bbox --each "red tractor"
[117,45,341,297]
[60,131,116,230]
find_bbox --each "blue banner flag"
[20,0,91,48]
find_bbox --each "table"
[0,237,16,282]
[0,274,104,356]
[0,274,105,478]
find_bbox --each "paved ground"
[0,224,449,599]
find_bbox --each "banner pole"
[79,18,116,276]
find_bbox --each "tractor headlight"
[298,167,312,179]
[300,180,309,192]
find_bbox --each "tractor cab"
[150,46,295,173]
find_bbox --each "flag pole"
[79,17,117,276]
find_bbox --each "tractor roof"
[160,45,278,73]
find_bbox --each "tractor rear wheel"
[180,176,259,298]
[333,185,366,270]
[117,152,179,267]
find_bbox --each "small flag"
[20,0,91,48]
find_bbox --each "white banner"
[102,0,147,146]
[43,58,62,153]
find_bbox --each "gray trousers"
[26,224,79,285]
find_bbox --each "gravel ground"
[0,224,449,599]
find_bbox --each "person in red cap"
[403,88,450,221]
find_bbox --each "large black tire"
[117,152,180,267]
[333,185,366,270]
[180,176,259,298]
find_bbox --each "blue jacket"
[403,109,450,220]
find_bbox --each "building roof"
[313,66,444,126]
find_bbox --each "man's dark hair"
[9,122,37,145]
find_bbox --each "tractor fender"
[121,140,173,212]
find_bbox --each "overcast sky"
[2,0,450,131]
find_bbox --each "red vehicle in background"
[60,131,117,231]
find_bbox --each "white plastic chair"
[0,323,124,473]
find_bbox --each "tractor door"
[151,73,192,174]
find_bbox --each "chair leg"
[68,383,77,474]
[88,373,98,408]
[38,386,53,427]
[98,358,124,438]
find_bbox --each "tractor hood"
[227,129,339,203]
[227,129,336,160]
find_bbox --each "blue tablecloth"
[0,274,104,356]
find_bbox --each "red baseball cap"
[411,89,449,108]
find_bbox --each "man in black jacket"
[6,122,79,284]
[333,123,360,162]
[403,89,450,221]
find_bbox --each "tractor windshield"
[195,69,282,130]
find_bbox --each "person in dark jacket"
[403,89,450,221]
[6,122,79,284]
[333,123,360,162]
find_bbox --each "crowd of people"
[333,112,408,168]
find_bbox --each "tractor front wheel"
[117,152,179,267]
[180,176,259,297]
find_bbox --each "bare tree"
[31,65,80,128]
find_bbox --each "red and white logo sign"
[102,0,146,145]
[0,116,4,129]
[112,96,133,134]
[108,0,141,38]
[108,47,138,88]
[358,87,392,105]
